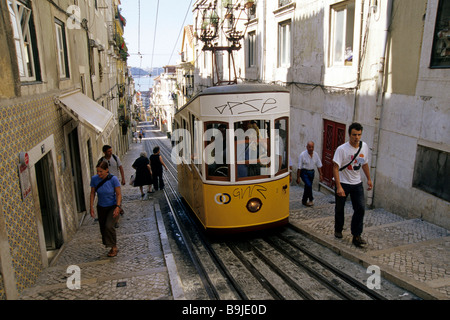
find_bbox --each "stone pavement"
[19,124,184,300]
[289,185,450,300]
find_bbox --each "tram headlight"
[246,198,262,213]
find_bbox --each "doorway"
[68,127,86,213]
[35,152,63,250]
[322,120,346,188]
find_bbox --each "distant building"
[176,25,195,107]
[151,66,177,134]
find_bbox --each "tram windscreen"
[204,122,229,179]
[234,120,270,179]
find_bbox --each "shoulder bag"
[339,141,362,171]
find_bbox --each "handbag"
[129,173,136,186]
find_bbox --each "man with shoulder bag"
[332,123,373,247]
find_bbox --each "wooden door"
[322,120,346,188]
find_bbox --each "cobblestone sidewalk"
[19,132,179,300]
[289,185,450,300]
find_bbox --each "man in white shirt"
[296,141,323,206]
[332,123,373,247]
[98,145,126,186]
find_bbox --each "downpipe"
[367,0,393,207]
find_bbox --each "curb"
[154,202,186,300]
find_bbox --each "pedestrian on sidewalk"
[132,151,153,200]
[332,122,373,247]
[150,146,168,191]
[296,141,323,206]
[97,145,126,186]
[138,129,143,143]
[90,161,122,257]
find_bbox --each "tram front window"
[234,120,270,180]
[204,122,229,180]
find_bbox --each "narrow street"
[18,122,449,302]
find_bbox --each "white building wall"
[192,0,449,228]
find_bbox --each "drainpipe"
[352,0,366,122]
[367,0,393,207]
[82,18,96,100]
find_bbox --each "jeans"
[300,169,315,204]
[334,182,365,236]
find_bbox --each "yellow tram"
[173,84,290,233]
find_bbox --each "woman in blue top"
[90,161,122,257]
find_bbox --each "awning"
[56,90,115,136]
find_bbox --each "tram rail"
[145,135,387,300]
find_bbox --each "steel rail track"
[144,131,387,300]
[278,226,388,300]
[146,137,248,300]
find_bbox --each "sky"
[120,0,194,70]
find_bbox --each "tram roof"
[176,83,289,114]
[199,83,289,96]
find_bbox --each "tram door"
[322,120,346,188]
[35,152,63,250]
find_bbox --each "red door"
[322,120,346,188]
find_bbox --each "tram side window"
[204,122,229,180]
[275,117,288,174]
[193,118,202,173]
[234,120,270,180]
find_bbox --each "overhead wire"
[167,0,194,66]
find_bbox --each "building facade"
[0,0,131,299]
[176,25,196,107]
[192,0,449,229]
[151,66,177,134]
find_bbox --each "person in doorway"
[150,146,168,191]
[296,141,323,206]
[90,161,121,257]
[332,122,373,247]
[98,145,126,186]
[132,151,153,200]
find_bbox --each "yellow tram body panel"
[178,163,289,232]
[203,177,290,231]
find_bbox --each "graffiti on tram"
[214,185,267,205]
[214,98,279,115]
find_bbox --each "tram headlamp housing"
[246,198,262,213]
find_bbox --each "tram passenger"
[236,121,260,178]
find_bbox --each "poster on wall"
[18,164,32,200]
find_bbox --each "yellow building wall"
[386,0,428,96]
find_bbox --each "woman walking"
[132,151,153,200]
[90,161,122,257]
[150,146,168,191]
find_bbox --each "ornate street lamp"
[194,0,255,86]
